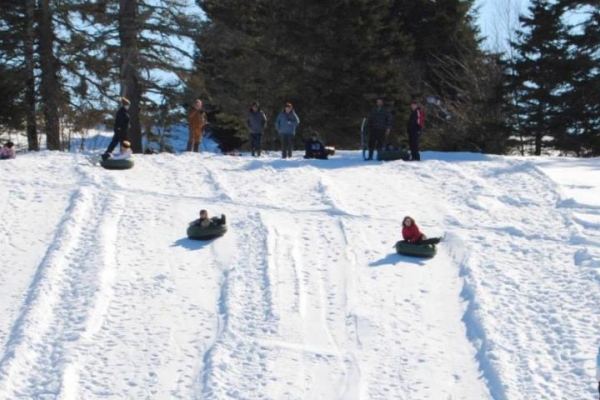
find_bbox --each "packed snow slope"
[0,150,598,400]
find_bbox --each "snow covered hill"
[0,150,598,399]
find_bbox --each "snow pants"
[368,130,385,160]
[408,130,420,161]
[280,134,294,158]
[250,133,263,156]
[106,129,127,154]
[187,127,204,152]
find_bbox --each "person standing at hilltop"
[365,98,392,160]
[187,98,207,152]
[103,97,130,160]
[406,100,425,161]
[246,101,267,157]
[275,102,300,159]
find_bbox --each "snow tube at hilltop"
[187,223,228,240]
[395,240,437,258]
[100,158,135,170]
[377,149,410,161]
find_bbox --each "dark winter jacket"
[402,223,424,243]
[114,107,130,134]
[367,107,392,133]
[304,139,326,158]
[190,216,223,228]
[407,107,424,135]
[246,109,267,134]
[275,110,300,135]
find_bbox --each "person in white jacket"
[107,140,132,160]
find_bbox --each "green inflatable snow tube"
[187,223,228,240]
[100,158,135,170]
[395,240,437,258]
[377,149,410,161]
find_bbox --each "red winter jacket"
[402,223,424,243]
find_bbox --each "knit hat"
[121,97,131,105]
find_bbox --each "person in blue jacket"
[275,102,300,159]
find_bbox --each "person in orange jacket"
[402,216,441,245]
[187,98,207,152]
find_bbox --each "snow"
[0,147,599,399]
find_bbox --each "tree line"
[0,0,598,156]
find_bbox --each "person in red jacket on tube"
[402,216,442,245]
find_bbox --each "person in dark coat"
[246,101,267,157]
[366,98,392,160]
[103,97,131,160]
[304,132,328,159]
[406,100,425,161]
[402,216,441,245]
[190,209,226,227]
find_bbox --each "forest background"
[0,0,598,156]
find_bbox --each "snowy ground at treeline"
[0,145,599,399]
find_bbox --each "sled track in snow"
[199,211,277,399]
[435,159,600,399]
[0,182,124,398]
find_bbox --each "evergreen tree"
[195,0,414,148]
[506,0,570,155]
[195,0,490,151]
[391,0,487,150]
[24,0,38,150]
[39,0,63,150]
[64,0,203,153]
[0,0,38,149]
[556,1,600,155]
[1,0,203,153]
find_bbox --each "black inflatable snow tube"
[395,240,437,258]
[187,224,228,240]
[100,158,135,170]
[377,150,410,161]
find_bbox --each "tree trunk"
[119,0,142,153]
[535,132,542,156]
[24,0,38,151]
[38,0,61,150]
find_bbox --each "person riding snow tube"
[396,216,441,257]
[187,209,227,240]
